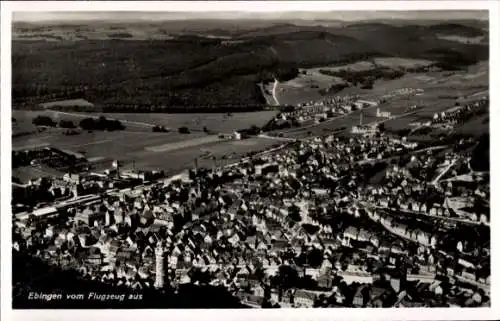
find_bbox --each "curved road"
[272,78,280,106]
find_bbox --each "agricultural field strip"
[50,110,155,127]
[145,135,228,153]
[273,104,380,137]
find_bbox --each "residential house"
[294,290,316,308]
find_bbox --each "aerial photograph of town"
[9,7,490,309]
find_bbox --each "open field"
[272,82,325,106]
[12,43,488,178]
[13,165,65,184]
[379,62,488,137]
[13,130,207,156]
[12,108,281,180]
[273,57,434,105]
[13,58,488,163]
[13,136,281,182]
[145,135,226,152]
[271,61,376,105]
[12,110,151,133]
[436,34,486,44]
[276,108,380,139]
[267,68,346,105]
[272,59,488,107]
[382,98,458,131]
[102,111,278,133]
[279,69,344,89]
[373,57,434,68]
[318,60,376,72]
[12,119,283,179]
[40,99,94,109]
[12,110,278,134]
[132,137,282,173]
[12,118,37,136]
[268,61,488,140]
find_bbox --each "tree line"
[40,104,268,114]
[32,115,125,131]
[319,67,405,89]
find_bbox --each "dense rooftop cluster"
[13,125,490,308]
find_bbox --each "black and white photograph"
[0,1,498,319]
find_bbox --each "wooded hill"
[13,20,488,111]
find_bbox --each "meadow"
[272,57,488,108]
[12,47,488,180]
[381,62,488,136]
[13,128,282,178]
[12,109,282,179]
[131,138,281,174]
[12,110,278,134]
[103,111,278,132]
[271,60,488,141]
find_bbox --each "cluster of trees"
[359,162,389,185]
[58,119,76,129]
[288,204,302,223]
[152,125,170,133]
[470,133,489,172]
[279,105,296,113]
[79,116,125,131]
[30,116,87,136]
[12,177,58,206]
[63,129,80,136]
[107,32,133,38]
[32,115,57,127]
[273,66,300,82]
[405,65,439,73]
[261,117,301,132]
[394,128,412,137]
[318,82,349,96]
[269,265,320,292]
[237,125,261,136]
[178,126,190,134]
[320,67,405,89]
[424,48,483,71]
[12,149,47,168]
[203,126,217,135]
[31,115,79,130]
[12,84,87,106]
[31,114,126,132]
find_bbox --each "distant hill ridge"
[12,20,488,109]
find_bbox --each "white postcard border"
[1,1,499,320]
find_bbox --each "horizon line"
[12,10,489,23]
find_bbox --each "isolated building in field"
[376,108,392,118]
[351,125,378,136]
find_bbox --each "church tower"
[71,182,78,199]
[154,241,165,289]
